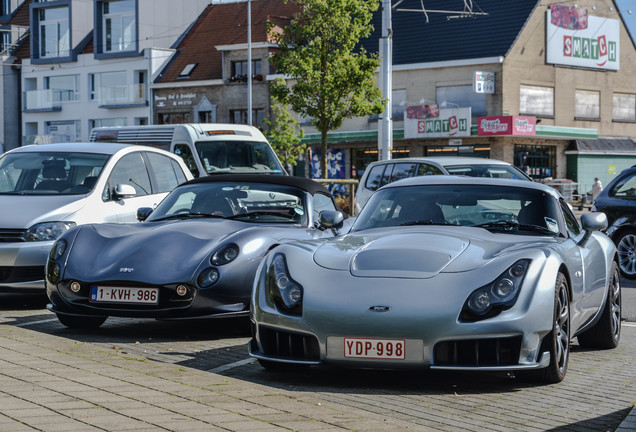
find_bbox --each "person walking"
[588,177,603,202]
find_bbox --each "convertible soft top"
[182,174,331,196]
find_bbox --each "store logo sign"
[563,35,617,66]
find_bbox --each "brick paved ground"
[0,305,634,432]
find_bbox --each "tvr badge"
[119,267,134,273]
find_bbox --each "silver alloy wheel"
[609,265,622,342]
[617,231,636,278]
[555,282,570,374]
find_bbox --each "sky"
[614,0,636,44]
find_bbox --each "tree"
[262,78,306,169]
[267,0,384,178]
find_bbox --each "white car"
[354,157,532,215]
[0,143,193,292]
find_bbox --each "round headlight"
[509,263,527,278]
[211,244,239,266]
[49,239,68,260]
[468,291,491,314]
[197,268,219,288]
[26,222,76,242]
[494,278,514,299]
[286,286,302,305]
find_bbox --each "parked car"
[250,176,620,383]
[592,165,636,279]
[354,157,532,215]
[90,123,287,177]
[45,174,346,328]
[0,143,193,293]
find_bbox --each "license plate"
[90,286,158,305]
[343,337,406,360]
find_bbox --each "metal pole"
[247,0,253,125]
[379,0,392,160]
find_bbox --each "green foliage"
[268,0,385,178]
[263,79,306,167]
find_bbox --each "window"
[575,90,600,119]
[105,152,151,199]
[145,152,187,193]
[89,118,127,131]
[230,109,264,125]
[38,6,70,58]
[436,85,486,116]
[609,173,636,198]
[313,193,337,222]
[179,64,197,77]
[1,0,9,16]
[102,0,136,53]
[514,144,556,179]
[520,85,554,117]
[560,200,582,237]
[45,75,79,102]
[230,60,262,81]
[613,93,636,122]
[174,144,199,176]
[1,31,9,52]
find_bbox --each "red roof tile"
[157,0,298,83]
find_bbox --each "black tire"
[517,272,570,384]
[616,229,636,279]
[57,314,106,329]
[577,261,621,349]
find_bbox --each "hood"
[313,227,556,279]
[64,219,251,284]
[0,195,86,228]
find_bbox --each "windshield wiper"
[226,211,297,220]
[400,220,454,226]
[151,212,226,222]
[473,220,554,234]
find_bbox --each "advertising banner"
[477,116,536,136]
[474,71,495,94]
[404,107,471,138]
[546,9,620,70]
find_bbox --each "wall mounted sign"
[404,107,472,138]
[477,116,536,136]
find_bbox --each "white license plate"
[343,337,406,360]
[90,286,158,305]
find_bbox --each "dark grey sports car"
[46,174,345,328]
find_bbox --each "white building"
[21,0,209,144]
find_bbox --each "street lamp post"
[378,0,392,161]
[247,0,253,126]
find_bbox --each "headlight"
[267,253,303,316]
[49,239,68,260]
[460,259,531,322]
[25,222,76,242]
[211,244,239,266]
[198,267,220,288]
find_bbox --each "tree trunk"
[321,128,328,179]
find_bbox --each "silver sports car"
[250,176,621,383]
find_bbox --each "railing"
[313,179,359,216]
[99,84,146,106]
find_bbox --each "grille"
[0,229,26,242]
[434,336,522,367]
[256,325,320,361]
[0,266,44,283]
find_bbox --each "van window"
[105,153,151,199]
[195,140,283,175]
[174,144,199,176]
[364,164,387,191]
[145,152,186,193]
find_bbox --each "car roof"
[5,142,137,155]
[182,174,332,195]
[367,157,514,167]
[384,175,561,197]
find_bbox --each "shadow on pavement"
[545,407,632,432]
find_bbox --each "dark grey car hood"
[313,226,556,278]
[64,219,256,284]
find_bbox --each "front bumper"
[0,241,52,291]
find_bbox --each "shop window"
[514,144,556,180]
[436,85,486,116]
[351,147,409,180]
[520,85,554,117]
[613,93,636,122]
[575,90,600,120]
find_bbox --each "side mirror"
[137,207,153,222]
[113,184,136,200]
[319,210,344,234]
[579,212,608,247]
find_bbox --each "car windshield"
[444,164,531,180]
[148,182,307,224]
[352,184,560,235]
[0,151,109,195]
[195,141,285,175]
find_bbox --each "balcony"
[23,89,73,112]
[98,84,147,108]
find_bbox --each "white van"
[90,123,286,177]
